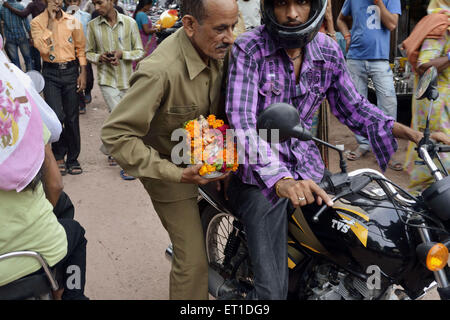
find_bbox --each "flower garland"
[184,115,238,177]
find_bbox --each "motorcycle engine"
[306,264,392,300]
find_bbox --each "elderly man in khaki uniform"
[101,0,239,300]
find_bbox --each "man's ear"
[182,15,197,38]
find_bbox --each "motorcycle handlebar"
[437,145,450,153]
[313,174,372,223]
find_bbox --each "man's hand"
[275,179,334,208]
[430,132,450,145]
[3,2,12,9]
[110,50,123,66]
[180,164,231,186]
[77,68,86,93]
[374,0,399,31]
[99,52,112,64]
[345,34,351,52]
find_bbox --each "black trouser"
[31,47,42,72]
[53,191,87,300]
[26,191,88,299]
[42,62,81,167]
[55,219,88,300]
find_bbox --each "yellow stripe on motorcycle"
[288,257,296,269]
[338,213,368,247]
[334,206,369,221]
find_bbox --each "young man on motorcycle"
[101,0,239,300]
[225,0,450,300]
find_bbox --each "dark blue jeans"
[4,37,33,71]
[227,174,291,300]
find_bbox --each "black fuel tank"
[295,195,415,280]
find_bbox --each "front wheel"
[200,205,254,294]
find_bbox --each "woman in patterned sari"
[404,2,449,195]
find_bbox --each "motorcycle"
[152,2,182,45]
[166,66,450,300]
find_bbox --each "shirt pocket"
[257,80,282,106]
[162,105,199,136]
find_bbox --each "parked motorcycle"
[166,66,450,300]
[152,3,182,44]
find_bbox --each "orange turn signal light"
[426,243,449,272]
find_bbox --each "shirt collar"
[178,28,210,80]
[42,9,73,23]
[98,9,124,27]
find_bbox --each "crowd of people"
[0,0,449,300]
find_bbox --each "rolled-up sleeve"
[326,45,398,171]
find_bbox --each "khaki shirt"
[101,28,225,202]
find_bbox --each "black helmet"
[261,0,327,49]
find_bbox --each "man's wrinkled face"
[93,0,114,17]
[273,0,311,27]
[188,0,239,61]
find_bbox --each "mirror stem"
[312,137,347,173]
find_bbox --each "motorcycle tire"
[200,205,254,288]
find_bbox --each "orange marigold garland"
[183,115,238,177]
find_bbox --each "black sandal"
[67,164,83,175]
[58,162,67,176]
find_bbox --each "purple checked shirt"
[225,26,398,204]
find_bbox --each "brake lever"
[312,195,339,223]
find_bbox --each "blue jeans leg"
[346,59,371,149]
[18,39,33,72]
[368,60,397,120]
[346,59,397,151]
[4,38,33,71]
[4,40,21,70]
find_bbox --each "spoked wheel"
[201,205,254,289]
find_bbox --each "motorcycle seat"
[0,272,52,300]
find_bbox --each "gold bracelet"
[275,177,294,198]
